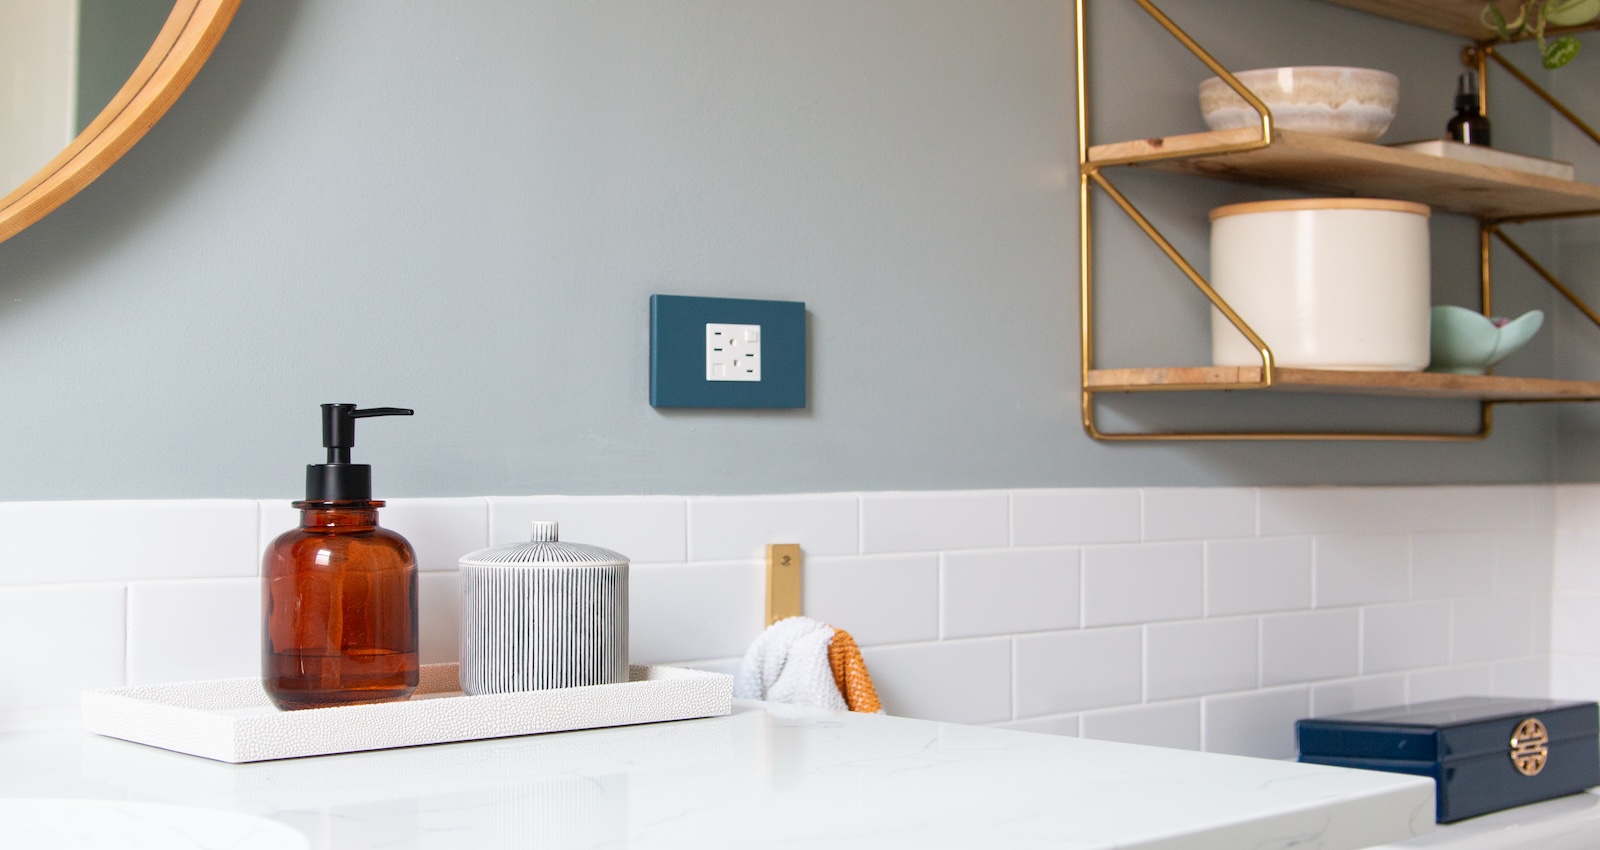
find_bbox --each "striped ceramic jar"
[458,521,629,695]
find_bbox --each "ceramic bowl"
[1199,66,1399,142]
[1427,306,1544,374]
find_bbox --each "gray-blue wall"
[0,0,1582,500]
[1552,42,1600,479]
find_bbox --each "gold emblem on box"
[1510,717,1550,777]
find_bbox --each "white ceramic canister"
[1209,198,1432,371]
[458,521,628,695]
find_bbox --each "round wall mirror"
[0,0,238,245]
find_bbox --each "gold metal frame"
[1077,0,1600,441]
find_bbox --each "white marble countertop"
[5,700,1434,849]
[1375,788,1600,849]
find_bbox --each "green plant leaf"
[1543,35,1581,67]
[1481,3,1516,37]
[1546,0,1600,27]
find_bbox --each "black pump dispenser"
[304,404,414,501]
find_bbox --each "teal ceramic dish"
[1427,305,1544,374]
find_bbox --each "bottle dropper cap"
[1455,70,1480,112]
[304,403,413,501]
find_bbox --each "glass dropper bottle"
[1447,70,1491,147]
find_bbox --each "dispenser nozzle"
[304,404,414,502]
[321,404,414,464]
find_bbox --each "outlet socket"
[706,323,761,381]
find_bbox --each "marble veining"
[3,701,1433,849]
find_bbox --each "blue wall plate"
[650,295,807,409]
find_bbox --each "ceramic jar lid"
[459,521,627,568]
[1209,197,1431,221]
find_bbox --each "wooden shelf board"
[1088,128,1600,220]
[1316,0,1521,40]
[1086,366,1600,401]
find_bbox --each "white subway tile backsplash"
[489,497,686,563]
[0,483,1568,724]
[687,494,857,561]
[1363,601,1452,674]
[1314,535,1409,608]
[1081,700,1201,750]
[1309,675,1406,717]
[1082,543,1203,627]
[1142,488,1255,542]
[1555,484,1600,530]
[1410,533,1497,600]
[941,548,1078,639]
[804,554,938,646]
[1406,664,1494,703]
[1205,537,1312,616]
[670,657,742,677]
[418,570,461,665]
[381,499,488,571]
[1552,654,1600,700]
[1259,488,1422,536]
[1203,686,1310,759]
[1532,591,1554,656]
[994,714,1079,737]
[860,491,1008,554]
[0,500,257,586]
[1260,486,1527,538]
[1529,486,1556,531]
[1552,593,1600,655]
[688,496,864,563]
[1010,489,1141,547]
[1453,594,1533,662]
[1554,530,1600,593]
[0,584,125,711]
[1495,530,1554,594]
[1145,618,1257,701]
[1261,609,1360,686]
[1464,486,1541,531]
[862,639,1011,725]
[1013,627,1141,716]
[1492,658,1551,698]
[127,580,258,685]
[628,562,761,665]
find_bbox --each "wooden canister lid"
[1209,198,1431,222]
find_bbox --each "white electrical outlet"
[706,323,761,381]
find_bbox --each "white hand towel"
[733,616,848,711]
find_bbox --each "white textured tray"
[82,664,732,763]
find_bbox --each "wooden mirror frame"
[0,0,240,246]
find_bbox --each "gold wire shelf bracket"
[1084,0,1275,169]
[1086,170,1276,388]
[1082,391,1495,442]
[1491,225,1600,330]
[1469,44,1600,148]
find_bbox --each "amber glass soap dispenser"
[262,404,419,710]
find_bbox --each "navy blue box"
[1298,697,1600,823]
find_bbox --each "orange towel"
[826,628,882,713]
